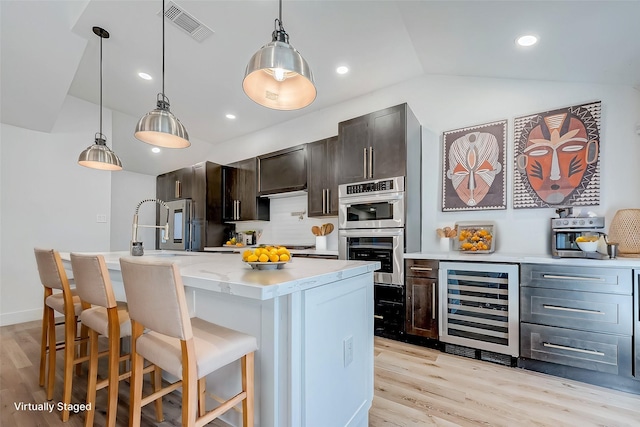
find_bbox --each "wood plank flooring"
[2,321,639,426]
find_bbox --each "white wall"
[0,96,157,325]
[209,75,640,255]
[1,96,114,325]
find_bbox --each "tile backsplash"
[235,194,339,250]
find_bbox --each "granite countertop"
[60,251,376,301]
[405,251,640,268]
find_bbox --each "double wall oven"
[338,176,420,340]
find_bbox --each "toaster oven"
[551,216,605,258]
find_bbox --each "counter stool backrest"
[119,257,193,340]
[34,248,68,291]
[70,253,116,309]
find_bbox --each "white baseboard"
[0,308,41,326]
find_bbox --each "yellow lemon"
[269,253,279,262]
[226,240,231,245]
[242,250,252,261]
[247,254,259,262]
[276,247,288,255]
[258,253,269,263]
[279,254,290,262]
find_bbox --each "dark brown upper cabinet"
[257,144,307,196]
[222,158,269,222]
[337,103,421,184]
[307,136,338,217]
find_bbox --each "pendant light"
[243,0,316,110]
[134,0,190,148]
[78,27,123,171]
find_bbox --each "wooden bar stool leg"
[106,315,121,427]
[129,322,145,427]
[197,377,206,417]
[76,321,89,376]
[61,313,76,421]
[39,301,50,387]
[84,330,99,427]
[152,366,164,422]
[242,352,255,427]
[46,308,56,400]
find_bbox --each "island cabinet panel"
[307,136,338,217]
[257,144,307,196]
[520,263,635,380]
[337,103,421,184]
[222,158,269,221]
[405,259,439,339]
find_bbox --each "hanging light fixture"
[78,27,123,171]
[134,0,190,148]
[243,0,316,110]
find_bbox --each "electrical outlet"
[96,214,107,223]
[343,336,353,367]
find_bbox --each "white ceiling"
[2,1,639,176]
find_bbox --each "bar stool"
[120,257,258,427]
[34,248,90,421]
[69,253,133,427]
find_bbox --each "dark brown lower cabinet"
[405,259,438,339]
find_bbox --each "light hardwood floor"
[2,321,639,426]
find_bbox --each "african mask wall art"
[442,120,507,211]
[513,101,601,209]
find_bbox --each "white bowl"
[577,241,598,252]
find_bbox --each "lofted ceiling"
[2,1,639,176]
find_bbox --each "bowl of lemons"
[576,234,599,252]
[242,246,291,270]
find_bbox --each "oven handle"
[339,192,405,205]
[339,228,404,238]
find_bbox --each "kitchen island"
[60,251,379,427]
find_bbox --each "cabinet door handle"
[542,304,605,315]
[373,314,384,320]
[432,282,436,320]
[363,148,368,179]
[410,266,433,271]
[543,342,605,356]
[542,274,605,282]
[369,146,373,178]
[326,189,330,214]
[175,180,182,199]
[237,200,241,220]
[322,189,326,214]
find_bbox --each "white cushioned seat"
[136,317,257,379]
[45,291,83,316]
[79,304,131,338]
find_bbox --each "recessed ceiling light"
[151,147,161,153]
[336,66,349,75]
[138,72,152,80]
[225,114,236,119]
[516,35,538,47]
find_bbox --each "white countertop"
[60,251,377,301]
[405,251,640,268]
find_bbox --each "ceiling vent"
[158,1,214,43]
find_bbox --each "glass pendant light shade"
[243,0,316,110]
[135,94,190,148]
[79,26,122,171]
[78,133,123,171]
[135,0,190,149]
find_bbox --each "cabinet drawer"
[521,323,633,376]
[521,287,633,335]
[521,264,632,294]
[405,259,438,278]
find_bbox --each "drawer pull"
[542,304,605,315]
[542,274,605,282]
[373,315,384,320]
[432,282,436,320]
[543,342,605,356]
[410,266,433,271]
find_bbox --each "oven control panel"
[341,176,405,197]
